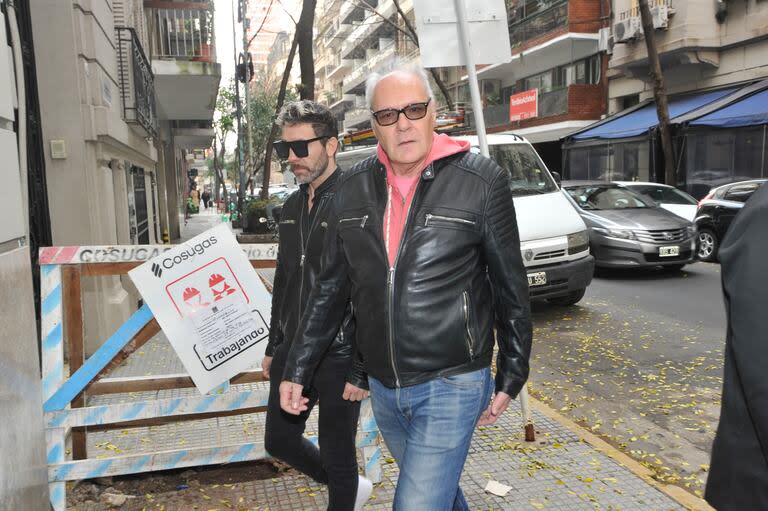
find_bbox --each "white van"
[337,134,594,305]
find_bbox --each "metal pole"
[452,0,489,157]
[242,3,254,192]
[232,0,245,214]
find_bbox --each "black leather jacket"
[284,151,532,396]
[266,169,367,389]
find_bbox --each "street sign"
[509,89,539,122]
[412,0,511,68]
[129,224,272,394]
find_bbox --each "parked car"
[694,179,767,262]
[615,182,698,222]
[562,181,697,270]
[338,135,595,306]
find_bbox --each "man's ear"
[326,136,339,156]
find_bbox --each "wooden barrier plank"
[49,442,270,482]
[62,266,87,459]
[87,370,266,395]
[85,406,268,431]
[43,305,154,412]
[46,389,271,428]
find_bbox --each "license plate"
[527,271,547,287]
[659,246,679,257]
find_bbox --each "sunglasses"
[371,99,431,126]
[274,136,329,159]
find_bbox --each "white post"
[452,0,489,158]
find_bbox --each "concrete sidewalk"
[69,213,706,510]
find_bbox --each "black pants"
[264,344,361,510]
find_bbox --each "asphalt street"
[529,261,726,499]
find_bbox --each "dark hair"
[275,100,338,139]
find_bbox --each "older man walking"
[279,64,532,510]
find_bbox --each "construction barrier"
[38,244,382,511]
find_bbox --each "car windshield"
[565,185,656,210]
[629,185,697,205]
[475,144,558,197]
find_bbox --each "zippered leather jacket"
[265,170,367,389]
[284,152,532,396]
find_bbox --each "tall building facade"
[29,0,221,353]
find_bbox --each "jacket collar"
[299,167,340,198]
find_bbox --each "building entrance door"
[131,166,150,244]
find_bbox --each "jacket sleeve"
[345,347,369,390]
[282,189,352,387]
[719,185,768,463]
[265,239,287,357]
[481,166,533,397]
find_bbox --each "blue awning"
[688,88,768,128]
[570,88,736,141]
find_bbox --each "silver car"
[562,181,697,270]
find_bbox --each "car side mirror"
[551,171,562,187]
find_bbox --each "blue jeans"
[369,368,494,511]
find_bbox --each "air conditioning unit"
[651,4,669,29]
[598,27,614,54]
[613,17,641,43]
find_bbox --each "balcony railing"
[116,27,157,136]
[144,1,216,62]
[508,1,568,49]
[344,107,371,130]
[342,43,396,93]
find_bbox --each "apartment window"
[507,0,566,22]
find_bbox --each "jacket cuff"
[345,371,369,391]
[494,371,526,399]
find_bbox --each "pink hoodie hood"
[376,133,470,177]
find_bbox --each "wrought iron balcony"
[508,1,568,50]
[144,1,216,62]
[116,27,157,137]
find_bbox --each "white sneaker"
[354,475,373,511]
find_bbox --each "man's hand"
[279,381,309,415]
[477,391,512,427]
[261,356,273,380]
[342,383,369,401]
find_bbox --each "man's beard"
[293,151,329,185]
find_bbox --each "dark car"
[562,181,697,270]
[694,179,767,262]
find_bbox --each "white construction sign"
[412,0,511,68]
[129,224,272,394]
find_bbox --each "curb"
[528,395,714,511]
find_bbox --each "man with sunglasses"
[279,64,532,510]
[263,100,372,511]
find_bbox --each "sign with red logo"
[129,224,272,394]
[509,89,539,122]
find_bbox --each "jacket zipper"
[339,215,368,228]
[387,164,431,387]
[297,194,326,316]
[462,291,475,358]
[425,214,475,227]
[279,219,296,224]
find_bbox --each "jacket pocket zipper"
[462,291,475,359]
[425,213,475,227]
[339,215,369,228]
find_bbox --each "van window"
[474,144,558,196]
[337,147,377,169]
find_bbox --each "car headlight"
[593,227,636,240]
[567,230,589,254]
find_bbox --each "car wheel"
[547,288,586,306]
[697,228,718,262]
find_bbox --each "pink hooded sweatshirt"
[377,133,470,266]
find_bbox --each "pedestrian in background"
[706,182,768,510]
[262,100,372,511]
[279,63,532,510]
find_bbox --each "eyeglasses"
[274,136,328,159]
[371,99,431,126]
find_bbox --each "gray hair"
[365,60,435,111]
[275,100,338,138]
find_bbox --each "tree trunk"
[638,0,675,185]
[260,29,301,200]
[297,0,317,100]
